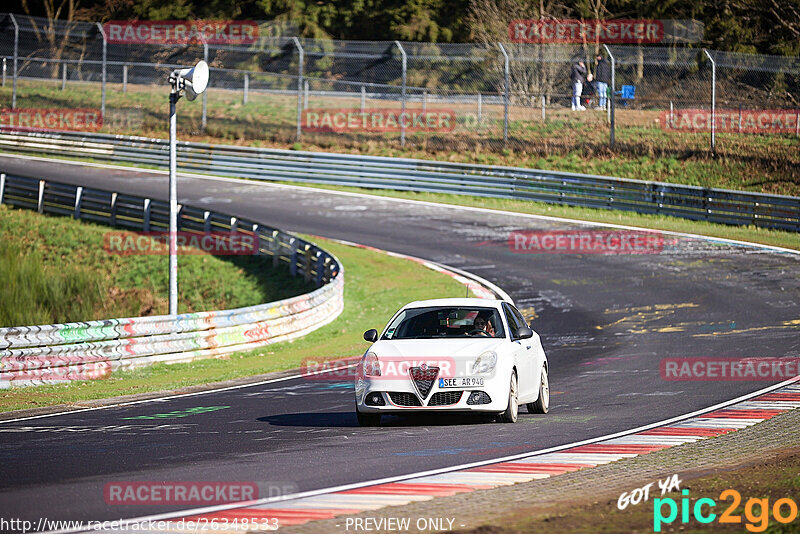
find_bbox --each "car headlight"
[472,351,497,374]
[363,352,381,377]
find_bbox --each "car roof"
[402,298,506,309]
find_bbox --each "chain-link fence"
[1,13,798,159]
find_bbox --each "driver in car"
[470,312,496,337]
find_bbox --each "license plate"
[439,377,484,388]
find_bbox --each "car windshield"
[382,306,505,340]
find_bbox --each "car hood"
[369,338,505,358]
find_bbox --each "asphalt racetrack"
[1,155,798,525]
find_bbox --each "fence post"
[477,93,482,124]
[303,79,309,109]
[243,72,248,105]
[395,41,407,147]
[62,63,67,90]
[738,104,742,133]
[703,49,716,154]
[9,14,18,108]
[497,43,510,146]
[541,95,546,121]
[122,64,128,93]
[361,85,366,112]
[291,37,304,141]
[670,101,673,126]
[603,44,615,148]
[422,89,427,114]
[202,42,208,131]
[2,57,5,87]
[96,23,107,117]
[0,173,5,204]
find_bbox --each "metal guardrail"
[0,172,344,387]
[1,129,798,232]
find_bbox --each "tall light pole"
[167,60,209,315]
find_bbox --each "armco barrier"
[0,129,798,232]
[0,172,344,387]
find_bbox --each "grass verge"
[0,205,314,326]
[0,236,467,412]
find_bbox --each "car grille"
[409,366,439,399]
[388,392,422,406]
[428,391,463,406]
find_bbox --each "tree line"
[9,0,800,56]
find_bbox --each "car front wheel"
[498,372,519,423]
[526,366,550,414]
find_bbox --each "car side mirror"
[363,329,378,342]
[516,326,534,339]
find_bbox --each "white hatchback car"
[355,298,549,426]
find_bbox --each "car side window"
[502,303,522,339]
[510,305,528,329]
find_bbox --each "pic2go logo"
[654,489,799,532]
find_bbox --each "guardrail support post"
[395,41,407,147]
[603,44,615,148]
[303,244,312,282]
[316,253,324,287]
[110,192,118,225]
[291,37,304,141]
[9,14,19,108]
[497,43,510,147]
[203,210,211,233]
[74,186,83,219]
[289,239,298,277]
[37,180,45,214]
[143,198,151,231]
[62,63,67,91]
[122,64,128,93]
[243,73,248,105]
[0,173,5,204]
[96,23,107,117]
[230,216,238,232]
[703,49,716,154]
[202,42,208,131]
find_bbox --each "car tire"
[356,410,382,427]
[498,372,519,423]
[526,366,550,414]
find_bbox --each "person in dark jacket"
[570,60,587,110]
[594,54,611,110]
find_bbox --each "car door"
[504,302,536,401]
[502,303,531,400]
